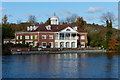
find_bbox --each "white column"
[75,40,77,48]
[76,33,77,39]
[64,42,66,48]
[69,42,71,48]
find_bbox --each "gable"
[60,27,78,33]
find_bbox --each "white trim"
[60,27,78,33]
[16,31,87,34]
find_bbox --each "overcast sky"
[1,2,118,29]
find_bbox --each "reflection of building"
[4,14,87,48]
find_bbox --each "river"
[2,52,119,78]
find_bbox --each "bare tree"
[65,14,78,24]
[100,12,117,27]
[28,15,37,24]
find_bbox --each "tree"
[28,15,37,24]
[75,17,87,29]
[108,35,117,50]
[2,24,15,44]
[65,14,78,24]
[116,36,120,52]
[45,18,51,24]
[2,15,8,24]
[105,29,113,50]
[100,12,116,28]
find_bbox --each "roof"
[24,24,86,33]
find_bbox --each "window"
[71,42,75,48]
[20,36,22,39]
[49,42,53,48]
[81,36,85,40]
[42,35,46,39]
[55,42,58,48]
[25,36,29,39]
[73,26,78,30]
[31,35,33,39]
[42,42,47,48]
[16,36,19,40]
[81,42,85,48]
[66,42,70,48]
[46,25,51,30]
[60,42,64,48]
[49,35,53,39]
[66,29,70,31]
[35,35,38,39]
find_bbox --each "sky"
[1,2,118,28]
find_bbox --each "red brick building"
[4,15,87,48]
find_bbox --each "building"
[4,14,87,48]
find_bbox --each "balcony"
[56,37,78,40]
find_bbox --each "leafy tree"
[2,24,15,39]
[75,17,87,29]
[2,15,7,24]
[108,35,117,50]
[116,36,120,52]
[45,18,51,24]
[105,29,113,50]
[2,15,15,44]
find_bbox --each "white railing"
[55,37,78,40]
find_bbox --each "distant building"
[4,14,87,48]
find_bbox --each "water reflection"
[2,52,118,78]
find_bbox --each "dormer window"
[73,26,78,30]
[27,26,30,31]
[27,26,38,31]
[66,29,70,31]
[46,25,51,30]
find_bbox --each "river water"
[2,52,119,78]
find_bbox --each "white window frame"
[42,35,46,39]
[31,35,33,39]
[81,36,85,40]
[35,35,38,39]
[25,35,29,39]
[49,35,53,39]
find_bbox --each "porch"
[55,33,79,40]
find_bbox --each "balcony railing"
[56,37,78,40]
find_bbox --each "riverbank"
[11,50,107,55]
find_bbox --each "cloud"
[0,8,6,11]
[87,7,103,13]
[61,9,77,15]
